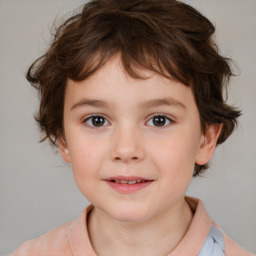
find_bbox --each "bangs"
[55,10,189,84]
[26,0,241,175]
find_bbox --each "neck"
[87,198,193,256]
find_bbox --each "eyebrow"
[140,98,186,109]
[71,99,109,110]
[71,97,186,110]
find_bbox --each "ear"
[195,123,223,165]
[58,137,71,163]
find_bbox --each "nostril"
[110,142,145,162]
[114,156,140,163]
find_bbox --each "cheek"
[150,132,199,177]
[68,138,106,182]
[69,142,104,200]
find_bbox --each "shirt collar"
[168,197,212,255]
[69,197,211,256]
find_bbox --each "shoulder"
[207,223,255,256]
[9,221,74,256]
[186,197,255,256]
[224,233,255,256]
[9,206,94,256]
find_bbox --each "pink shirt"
[10,197,255,256]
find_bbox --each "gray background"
[0,0,255,255]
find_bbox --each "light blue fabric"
[198,225,226,256]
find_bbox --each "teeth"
[128,180,136,184]
[114,180,144,184]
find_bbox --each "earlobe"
[195,123,223,165]
[58,137,71,163]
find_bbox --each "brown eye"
[84,115,108,127]
[153,116,166,126]
[147,115,172,127]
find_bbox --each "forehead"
[65,55,196,111]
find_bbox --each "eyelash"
[83,114,110,128]
[82,114,173,128]
[147,114,173,127]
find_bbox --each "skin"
[59,55,222,256]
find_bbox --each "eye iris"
[92,116,105,126]
[153,116,166,126]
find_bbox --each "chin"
[106,205,152,223]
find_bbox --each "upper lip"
[105,176,153,182]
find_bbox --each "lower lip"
[106,181,153,193]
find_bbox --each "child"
[10,0,255,255]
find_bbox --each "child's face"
[59,55,217,223]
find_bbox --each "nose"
[110,125,145,163]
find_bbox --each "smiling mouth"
[110,179,150,184]
[106,176,153,184]
[105,176,153,193]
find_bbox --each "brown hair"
[26,0,241,176]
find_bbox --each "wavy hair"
[27,0,241,176]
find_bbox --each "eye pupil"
[92,116,105,126]
[153,116,166,126]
